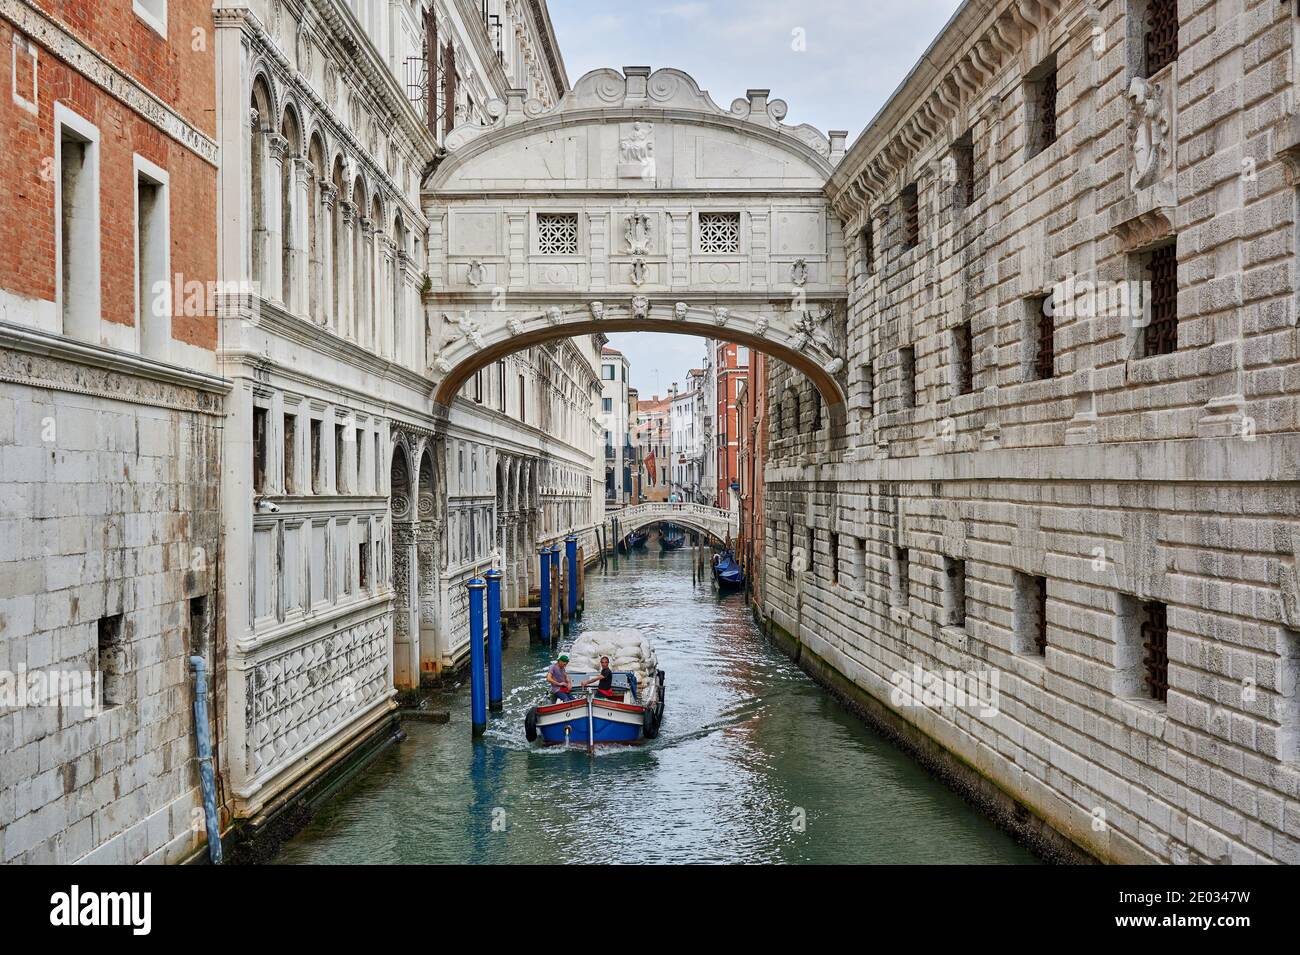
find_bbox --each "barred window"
[1026,54,1058,159]
[536,213,579,254]
[1030,294,1055,380]
[698,212,741,253]
[1140,600,1169,703]
[1142,243,1178,357]
[953,321,974,395]
[900,183,919,249]
[952,129,975,211]
[1144,0,1178,76]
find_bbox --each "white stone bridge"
[606,501,738,546]
[420,66,851,429]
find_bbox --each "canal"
[275,545,1038,864]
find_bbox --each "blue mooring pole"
[550,545,564,629]
[566,534,579,621]
[486,569,503,712]
[467,577,487,736]
[538,546,552,644]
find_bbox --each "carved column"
[396,249,411,365]
[339,200,356,339]
[357,216,374,348]
[290,156,311,317]
[248,111,271,288]
[319,181,337,329]
[266,133,288,305]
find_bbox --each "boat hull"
[534,697,646,744]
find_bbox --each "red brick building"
[0,1,223,864]
[712,341,748,505]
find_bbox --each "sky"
[545,0,965,398]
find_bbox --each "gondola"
[711,549,745,591]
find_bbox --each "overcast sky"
[546,0,964,397]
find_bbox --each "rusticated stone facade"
[762,0,1300,863]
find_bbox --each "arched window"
[249,78,273,287]
[280,110,301,309]
[307,135,326,323]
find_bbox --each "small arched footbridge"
[607,502,738,547]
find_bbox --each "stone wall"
[762,0,1300,863]
[0,334,224,863]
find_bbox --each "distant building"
[634,394,672,502]
[712,342,749,507]
[600,346,632,505]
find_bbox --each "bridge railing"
[610,501,738,535]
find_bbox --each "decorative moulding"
[443,67,836,162]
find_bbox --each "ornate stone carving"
[1126,76,1169,191]
[624,212,652,254]
[246,615,388,777]
[453,312,484,349]
[428,350,453,375]
[631,295,650,319]
[545,306,562,325]
[791,258,808,286]
[787,306,844,374]
[467,259,484,287]
[618,122,654,178]
[1114,206,1174,253]
[630,256,647,286]
[673,302,688,321]
[753,316,769,337]
[324,61,338,109]
[714,306,729,327]
[589,301,604,321]
[507,318,524,336]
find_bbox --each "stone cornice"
[226,295,432,394]
[0,321,230,409]
[827,0,1072,224]
[2,0,219,166]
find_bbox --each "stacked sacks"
[566,629,658,698]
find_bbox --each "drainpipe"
[188,656,223,865]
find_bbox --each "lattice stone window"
[536,213,579,255]
[698,212,741,253]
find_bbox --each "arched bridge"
[422,66,851,425]
[607,502,738,546]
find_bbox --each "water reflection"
[275,547,1038,864]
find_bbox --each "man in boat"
[583,656,616,699]
[546,655,575,701]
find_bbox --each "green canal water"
[274,546,1038,864]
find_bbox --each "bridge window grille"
[1142,243,1178,357]
[1140,600,1169,703]
[537,213,579,255]
[698,212,741,253]
[1144,0,1178,76]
